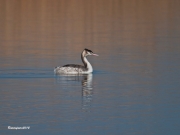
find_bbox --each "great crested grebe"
[54,48,98,74]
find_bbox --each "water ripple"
[0,68,54,78]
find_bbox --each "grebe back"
[54,49,98,74]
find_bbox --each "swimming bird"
[54,48,98,74]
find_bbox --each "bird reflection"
[82,73,93,110]
[55,73,93,110]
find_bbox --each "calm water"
[0,0,180,135]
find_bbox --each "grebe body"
[54,49,98,74]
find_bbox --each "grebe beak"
[92,53,99,56]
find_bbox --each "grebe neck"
[81,54,93,72]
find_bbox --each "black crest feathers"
[84,48,93,53]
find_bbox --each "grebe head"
[83,48,99,57]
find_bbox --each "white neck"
[84,57,93,72]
